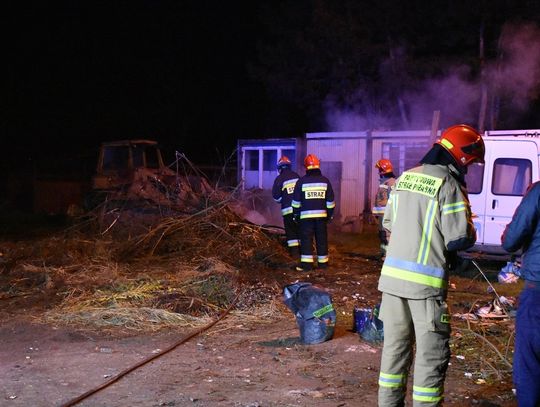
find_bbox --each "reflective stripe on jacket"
[292,170,335,220]
[372,176,396,215]
[378,164,476,299]
[271,168,300,216]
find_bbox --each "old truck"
[90,139,212,209]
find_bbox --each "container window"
[382,142,429,175]
[465,163,484,194]
[245,150,259,171]
[492,158,531,196]
[282,149,296,166]
[263,150,277,171]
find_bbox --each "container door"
[320,161,342,221]
[483,140,538,245]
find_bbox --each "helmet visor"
[462,140,485,164]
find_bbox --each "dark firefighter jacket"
[502,181,540,282]
[272,168,300,216]
[291,169,335,220]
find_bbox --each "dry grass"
[450,319,515,383]
[45,306,211,331]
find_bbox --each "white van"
[465,129,540,257]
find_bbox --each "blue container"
[353,307,371,333]
[354,304,384,343]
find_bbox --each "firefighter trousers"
[378,292,450,407]
[513,286,540,407]
[283,214,300,256]
[299,218,328,268]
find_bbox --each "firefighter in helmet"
[272,155,300,258]
[377,124,484,406]
[372,159,396,261]
[291,154,335,271]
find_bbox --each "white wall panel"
[306,137,367,219]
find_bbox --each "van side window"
[465,163,484,194]
[492,158,531,196]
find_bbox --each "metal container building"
[306,130,434,226]
[237,138,305,190]
[238,130,435,230]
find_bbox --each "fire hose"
[59,292,241,407]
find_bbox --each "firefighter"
[377,124,484,406]
[292,154,335,271]
[272,155,300,258]
[502,183,540,407]
[372,159,396,261]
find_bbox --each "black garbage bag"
[283,282,336,344]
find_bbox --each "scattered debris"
[497,260,521,284]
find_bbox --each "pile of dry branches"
[1,184,289,332]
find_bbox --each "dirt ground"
[0,221,519,407]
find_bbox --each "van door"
[466,162,487,244]
[482,140,538,245]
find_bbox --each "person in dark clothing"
[292,154,335,271]
[502,182,540,407]
[272,156,300,258]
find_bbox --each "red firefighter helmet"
[277,155,292,168]
[436,124,485,167]
[304,154,320,170]
[375,159,394,175]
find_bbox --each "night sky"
[3,2,263,168]
[4,1,540,173]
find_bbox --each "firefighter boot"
[288,245,300,260]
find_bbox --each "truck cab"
[465,130,540,256]
[92,140,166,191]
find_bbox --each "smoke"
[324,93,396,131]
[325,22,540,131]
[488,23,540,110]
[404,67,480,129]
